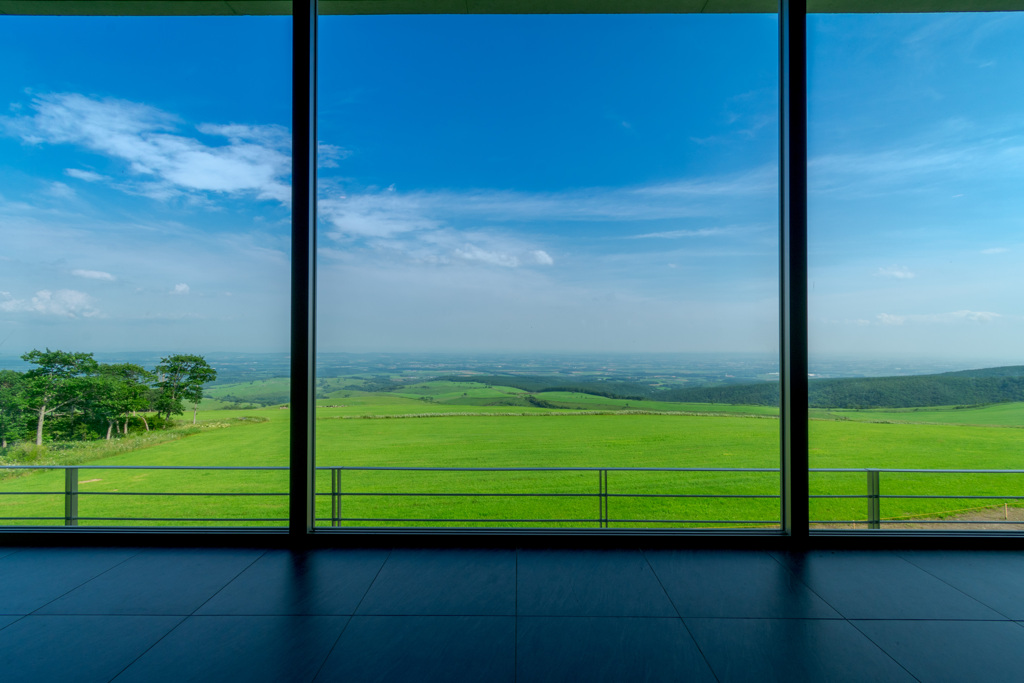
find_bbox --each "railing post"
[598,469,609,529]
[867,469,880,530]
[64,467,79,527]
[331,468,341,527]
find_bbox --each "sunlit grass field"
[2,379,1022,529]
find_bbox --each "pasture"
[1,379,1022,529]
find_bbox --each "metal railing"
[0,465,288,526]
[2,464,1023,529]
[317,466,782,527]
[810,468,1024,528]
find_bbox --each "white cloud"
[531,250,554,266]
[317,142,350,168]
[72,269,116,281]
[877,313,906,325]
[171,283,190,295]
[5,93,291,203]
[46,181,76,199]
[65,168,109,182]
[0,289,99,317]
[317,165,774,270]
[981,247,1008,254]
[877,309,1001,325]
[453,244,521,268]
[629,226,744,240]
[875,265,915,279]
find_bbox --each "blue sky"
[0,12,1021,363]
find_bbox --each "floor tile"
[686,618,916,682]
[0,615,181,683]
[772,550,1003,619]
[517,549,677,616]
[645,549,840,618]
[0,547,137,614]
[357,548,515,615]
[854,619,1024,682]
[316,616,514,682]
[36,547,263,615]
[517,616,715,682]
[197,548,388,615]
[117,615,350,682]
[898,550,1024,620]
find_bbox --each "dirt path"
[813,504,1024,531]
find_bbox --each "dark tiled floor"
[1,545,1023,681]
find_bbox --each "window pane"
[315,14,781,529]
[808,13,1024,530]
[0,16,291,527]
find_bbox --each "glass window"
[315,14,781,529]
[0,15,292,527]
[808,12,1024,531]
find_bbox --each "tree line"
[0,349,217,447]
[437,366,1024,410]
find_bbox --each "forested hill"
[440,367,1024,409]
[669,366,1024,409]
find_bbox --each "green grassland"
[2,378,1022,529]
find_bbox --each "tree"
[154,354,217,423]
[0,370,27,448]
[21,349,98,446]
[95,363,155,438]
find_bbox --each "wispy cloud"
[809,123,1024,198]
[3,93,291,203]
[171,283,190,295]
[318,166,774,268]
[628,226,747,240]
[877,309,1000,325]
[981,247,1008,254]
[65,168,109,183]
[0,289,100,317]
[317,142,350,168]
[72,269,115,281]
[875,265,915,279]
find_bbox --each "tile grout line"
[106,548,271,682]
[845,618,924,683]
[894,550,1016,621]
[27,546,145,616]
[188,548,270,615]
[310,546,394,682]
[107,615,190,682]
[641,547,721,683]
[766,550,848,619]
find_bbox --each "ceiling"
[2,0,1023,15]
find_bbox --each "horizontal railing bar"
[811,495,1024,500]
[0,465,288,470]
[318,518,779,524]
[811,468,1024,474]
[0,492,287,496]
[68,517,289,522]
[870,520,1024,525]
[316,466,780,472]
[879,495,1024,500]
[811,519,1024,525]
[311,493,774,499]
[72,492,288,497]
[4,465,1022,473]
